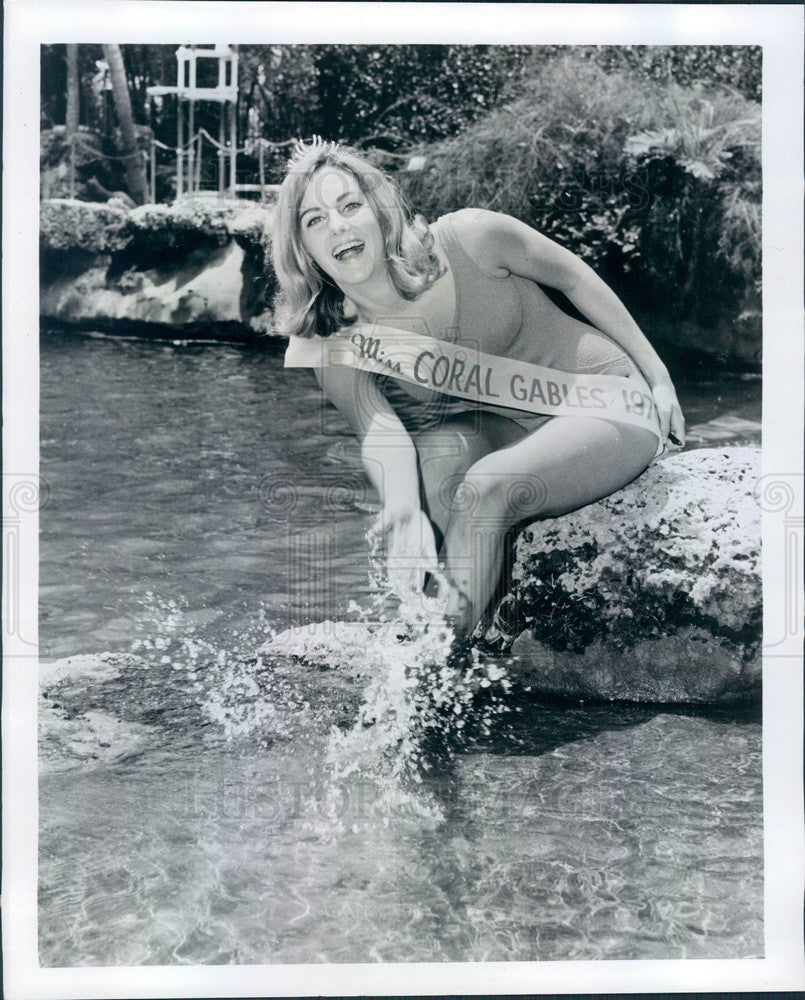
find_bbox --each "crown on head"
[288,135,341,170]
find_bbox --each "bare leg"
[442,416,658,633]
[413,414,494,541]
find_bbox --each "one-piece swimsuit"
[378,211,642,434]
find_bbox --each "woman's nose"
[327,210,348,233]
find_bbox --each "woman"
[273,140,684,635]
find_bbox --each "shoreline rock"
[39,653,155,774]
[485,447,761,704]
[40,198,278,341]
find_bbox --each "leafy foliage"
[399,57,666,264]
[395,53,761,347]
[40,125,151,202]
[308,45,531,149]
[578,45,761,102]
[623,85,760,182]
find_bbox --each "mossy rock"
[40,197,279,338]
[40,199,131,254]
[487,447,761,704]
[126,201,275,254]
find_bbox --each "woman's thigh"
[461,416,657,525]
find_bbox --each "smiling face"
[298,167,385,290]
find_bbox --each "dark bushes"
[396,53,761,367]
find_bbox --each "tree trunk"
[65,44,79,135]
[65,44,80,198]
[102,43,148,205]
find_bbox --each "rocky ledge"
[484,447,761,704]
[40,198,278,340]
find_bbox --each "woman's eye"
[305,214,324,228]
[343,201,361,214]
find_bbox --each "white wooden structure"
[147,44,239,200]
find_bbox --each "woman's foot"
[491,593,526,643]
[440,580,474,637]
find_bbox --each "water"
[39,328,763,965]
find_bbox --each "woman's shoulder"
[434,207,496,233]
[438,208,514,277]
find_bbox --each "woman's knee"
[535,421,656,516]
[414,416,489,462]
[616,425,657,480]
[456,420,656,525]
[455,455,546,525]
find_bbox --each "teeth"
[333,241,363,260]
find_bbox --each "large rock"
[40,198,131,253]
[40,197,275,255]
[42,240,249,330]
[40,198,278,340]
[491,447,761,704]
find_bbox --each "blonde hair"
[271,140,443,338]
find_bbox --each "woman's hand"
[651,379,686,448]
[370,504,438,595]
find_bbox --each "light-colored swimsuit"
[377,212,642,434]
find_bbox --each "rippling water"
[39,329,763,965]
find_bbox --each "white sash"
[285,323,662,444]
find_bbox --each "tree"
[65,44,79,135]
[102,44,149,204]
[64,44,80,196]
[309,45,532,150]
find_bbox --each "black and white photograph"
[3,2,804,997]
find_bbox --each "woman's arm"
[314,363,422,535]
[558,266,685,445]
[451,209,685,445]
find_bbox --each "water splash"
[130,590,273,668]
[114,557,514,833]
[128,591,291,743]
[257,542,513,828]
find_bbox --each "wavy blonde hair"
[272,140,443,338]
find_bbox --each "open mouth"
[332,240,365,262]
